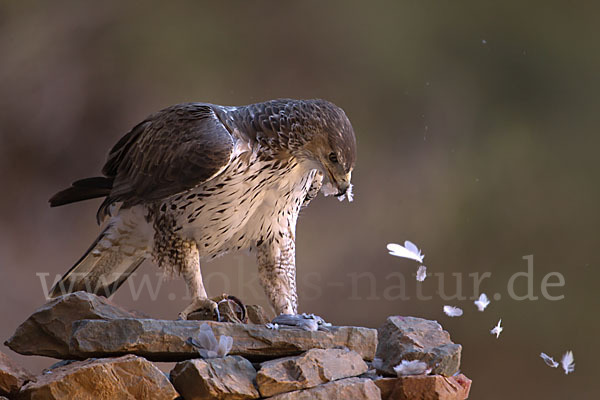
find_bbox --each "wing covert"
[102,103,234,210]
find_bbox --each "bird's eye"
[328,152,338,163]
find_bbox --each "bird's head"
[298,100,357,198]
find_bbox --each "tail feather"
[49,176,114,207]
[49,227,145,298]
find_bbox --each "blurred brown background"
[1,1,598,398]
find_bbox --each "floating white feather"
[474,293,490,312]
[416,265,427,282]
[490,319,503,338]
[561,351,575,375]
[540,352,559,368]
[387,240,424,263]
[443,305,463,317]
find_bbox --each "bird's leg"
[257,229,331,331]
[177,240,218,320]
[256,232,298,316]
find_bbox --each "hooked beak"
[336,180,350,197]
[326,169,352,197]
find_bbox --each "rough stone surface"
[246,305,271,325]
[268,377,380,400]
[373,377,397,400]
[256,348,368,397]
[4,292,138,358]
[18,354,178,400]
[0,351,35,396]
[64,318,376,362]
[376,316,461,376]
[170,356,259,400]
[375,374,471,400]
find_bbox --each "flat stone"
[5,292,138,358]
[18,355,178,400]
[268,377,381,400]
[256,348,368,397]
[376,316,461,376]
[0,351,35,396]
[66,318,377,362]
[375,374,471,400]
[170,356,259,399]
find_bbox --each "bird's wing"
[101,103,234,212]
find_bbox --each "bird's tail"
[49,226,145,298]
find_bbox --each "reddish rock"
[375,374,471,400]
[18,355,178,400]
[269,377,381,400]
[0,351,35,396]
[373,377,397,400]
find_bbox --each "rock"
[374,374,472,400]
[170,356,259,399]
[246,305,271,325]
[375,316,461,376]
[18,354,178,400]
[65,318,377,362]
[4,292,137,358]
[0,351,35,396]
[268,377,380,400]
[373,377,397,400]
[256,348,368,397]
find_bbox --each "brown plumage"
[49,98,357,319]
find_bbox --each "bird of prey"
[49,98,356,320]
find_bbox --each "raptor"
[49,98,356,320]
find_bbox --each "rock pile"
[1,293,471,399]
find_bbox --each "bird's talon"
[178,298,219,321]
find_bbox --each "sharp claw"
[179,298,219,321]
[214,305,221,322]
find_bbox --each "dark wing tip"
[49,177,113,207]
